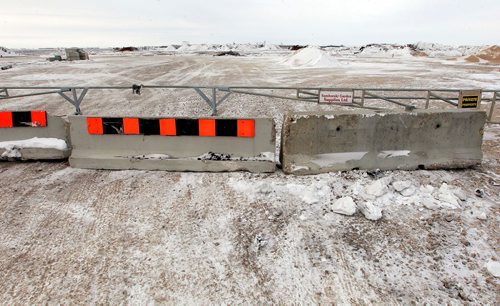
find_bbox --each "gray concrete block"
[0,115,70,160]
[68,116,276,172]
[280,109,486,174]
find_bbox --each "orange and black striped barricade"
[69,116,275,172]
[0,111,70,160]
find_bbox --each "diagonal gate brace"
[58,88,88,115]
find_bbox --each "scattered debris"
[47,55,62,62]
[127,154,171,160]
[365,179,388,198]
[367,169,384,179]
[66,48,89,60]
[215,51,241,56]
[331,197,357,216]
[198,152,232,161]
[196,152,274,162]
[289,45,306,51]
[357,201,383,221]
[114,46,139,52]
[132,84,143,95]
[475,189,484,198]
[486,261,500,277]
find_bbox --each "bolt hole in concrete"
[418,164,425,170]
[336,126,341,131]
[436,123,441,129]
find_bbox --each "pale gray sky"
[1,0,499,48]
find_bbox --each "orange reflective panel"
[199,119,216,136]
[123,118,140,134]
[30,111,47,127]
[87,117,103,134]
[159,118,176,136]
[0,112,13,128]
[237,119,255,137]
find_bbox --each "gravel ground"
[0,53,499,304]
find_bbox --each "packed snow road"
[0,53,499,304]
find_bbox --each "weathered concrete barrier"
[69,116,275,172]
[0,111,70,160]
[280,109,486,174]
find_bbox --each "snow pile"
[357,44,414,58]
[176,42,190,52]
[229,172,485,222]
[259,43,281,51]
[357,201,383,220]
[0,137,68,159]
[165,45,177,52]
[0,46,21,57]
[187,44,210,52]
[331,197,357,215]
[414,42,489,59]
[234,43,259,53]
[486,261,500,277]
[282,46,340,68]
[212,44,230,52]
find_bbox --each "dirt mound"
[215,51,241,57]
[476,45,500,64]
[465,46,500,64]
[114,46,138,52]
[465,55,480,63]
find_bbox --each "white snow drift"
[0,137,68,158]
[282,46,339,68]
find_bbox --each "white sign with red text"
[319,90,354,104]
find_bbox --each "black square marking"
[176,119,199,136]
[216,119,237,137]
[102,118,123,134]
[139,119,160,135]
[12,112,32,127]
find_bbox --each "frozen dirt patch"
[0,164,497,304]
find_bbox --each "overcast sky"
[1,0,499,48]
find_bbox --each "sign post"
[319,89,354,105]
[458,89,482,109]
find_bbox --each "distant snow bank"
[0,46,21,57]
[149,43,284,54]
[282,46,340,68]
[5,42,498,64]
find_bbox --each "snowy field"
[0,46,499,304]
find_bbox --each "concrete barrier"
[0,111,70,160]
[280,109,486,174]
[69,116,276,172]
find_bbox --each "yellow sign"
[458,90,481,109]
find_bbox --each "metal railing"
[0,85,498,123]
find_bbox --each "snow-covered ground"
[0,47,499,304]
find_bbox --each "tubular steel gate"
[0,85,498,124]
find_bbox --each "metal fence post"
[488,91,497,123]
[212,88,218,116]
[425,90,430,109]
